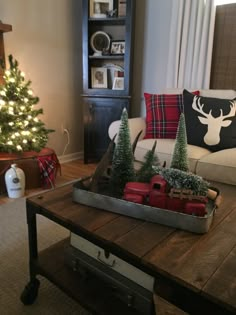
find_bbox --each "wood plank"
[66,205,119,233]
[114,221,175,258]
[59,160,96,180]
[153,295,188,315]
[210,182,236,227]
[28,184,73,205]
[144,206,236,295]
[140,183,236,291]
[28,184,121,240]
[94,216,144,241]
[203,243,236,313]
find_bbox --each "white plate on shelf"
[90,31,111,56]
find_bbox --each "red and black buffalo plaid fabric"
[37,153,61,188]
[144,91,199,139]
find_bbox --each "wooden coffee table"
[21,181,236,314]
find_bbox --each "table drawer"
[70,232,154,292]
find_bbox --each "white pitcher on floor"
[5,164,25,198]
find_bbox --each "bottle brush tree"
[136,141,160,182]
[0,55,54,153]
[160,167,209,196]
[170,112,189,172]
[110,108,135,197]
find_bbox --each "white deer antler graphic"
[192,96,236,145]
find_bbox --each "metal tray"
[72,178,217,234]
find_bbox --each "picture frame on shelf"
[118,0,126,17]
[102,63,124,89]
[112,77,124,90]
[90,31,111,56]
[110,40,125,55]
[91,67,108,88]
[114,70,124,78]
[90,0,113,18]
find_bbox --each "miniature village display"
[73,109,221,233]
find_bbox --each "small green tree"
[136,141,160,182]
[0,55,54,153]
[110,108,135,197]
[170,113,189,172]
[160,168,209,196]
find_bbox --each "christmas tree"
[136,141,160,182]
[110,108,135,196]
[170,113,189,172]
[0,55,54,153]
[160,167,209,196]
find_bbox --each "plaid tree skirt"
[37,152,61,188]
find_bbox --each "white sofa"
[109,89,236,186]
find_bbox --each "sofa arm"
[108,117,146,144]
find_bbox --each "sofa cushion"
[183,89,236,152]
[144,93,183,139]
[144,91,199,140]
[196,148,236,185]
[134,138,211,173]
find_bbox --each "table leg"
[20,202,40,305]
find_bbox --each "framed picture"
[90,0,113,18]
[91,67,108,88]
[112,77,124,90]
[118,0,126,17]
[110,40,125,55]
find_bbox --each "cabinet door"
[84,97,130,163]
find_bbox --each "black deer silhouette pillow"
[183,89,236,152]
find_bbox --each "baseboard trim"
[58,151,84,164]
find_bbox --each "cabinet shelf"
[89,54,124,60]
[89,17,126,25]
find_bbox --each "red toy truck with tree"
[123,174,208,217]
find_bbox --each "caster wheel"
[20,278,40,305]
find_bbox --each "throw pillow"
[144,91,199,139]
[183,89,236,152]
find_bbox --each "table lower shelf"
[33,239,147,315]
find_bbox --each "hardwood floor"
[0,160,97,205]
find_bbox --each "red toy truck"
[123,175,207,217]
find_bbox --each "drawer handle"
[97,251,116,268]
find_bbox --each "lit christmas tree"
[170,113,189,172]
[110,108,135,196]
[0,55,54,153]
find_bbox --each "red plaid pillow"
[144,92,199,139]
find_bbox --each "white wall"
[0,0,83,157]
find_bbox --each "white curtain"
[166,0,216,89]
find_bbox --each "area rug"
[0,197,90,315]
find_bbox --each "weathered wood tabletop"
[28,181,236,314]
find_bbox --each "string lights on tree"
[0,55,54,153]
